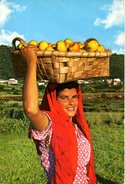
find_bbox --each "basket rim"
[37,49,112,58]
[12,49,112,58]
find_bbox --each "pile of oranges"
[18,38,106,52]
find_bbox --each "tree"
[0,45,15,79]
[110,53,124,82]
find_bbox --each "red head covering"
[40,82,96,184]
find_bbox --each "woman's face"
[56,88,78,121]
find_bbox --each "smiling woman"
[21,46,96,184]
[56,83,79,121]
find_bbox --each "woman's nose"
[68,98,74,104]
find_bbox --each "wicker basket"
[11,37,112,83]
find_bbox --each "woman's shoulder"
[42,110,52,122]
[29,111,53,141]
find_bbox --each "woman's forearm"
[23,61,39,114]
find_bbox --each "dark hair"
[56,81,79,97]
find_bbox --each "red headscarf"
[40,82,96,184]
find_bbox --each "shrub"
[0,117,29,134]
[108,112,124,125]
[0,84,4,90]
[9,109,25,119]
[85,112,124,127]
[85,112,103,126]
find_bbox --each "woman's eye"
[60,96,67,100]
[73,96,78,99]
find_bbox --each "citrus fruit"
[38,41,49,51]
[56,41,67,51]
[17,43,25,49]
[68,42,80,52]
[64,38,73,48]
[46,46,54,51]
[84,38,99,51]
[97,45,105,52]
[28,40,38,46]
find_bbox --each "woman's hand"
[21,45,38,66]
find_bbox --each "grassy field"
[0,120,124,184]
[0,132,47,184]
[0,81,124,184]
[91,124,124,184]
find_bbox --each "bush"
[0,84,4,90]
[9,109,26,119]
[86,113,102,126]
[85,112,124,127]
[0,117,29,134]
[108,112,124,125]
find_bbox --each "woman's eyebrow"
[59,95,68,97]
[59,95,78,97]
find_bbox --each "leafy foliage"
[110,54,124,81]
[0,45,15,79]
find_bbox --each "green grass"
[91,124,124,184]
[0,122,124,184]
[0,132,47,184]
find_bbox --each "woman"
[22,45,96,184]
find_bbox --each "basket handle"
[12,37,27,50]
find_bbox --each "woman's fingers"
[21,45,38,63]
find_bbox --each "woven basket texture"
[11,37,112,83]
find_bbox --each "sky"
[0,0,124,54]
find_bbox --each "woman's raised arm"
[21,46,49,131]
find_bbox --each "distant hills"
[0,45,124,81]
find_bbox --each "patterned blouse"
[30,113,91,184]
